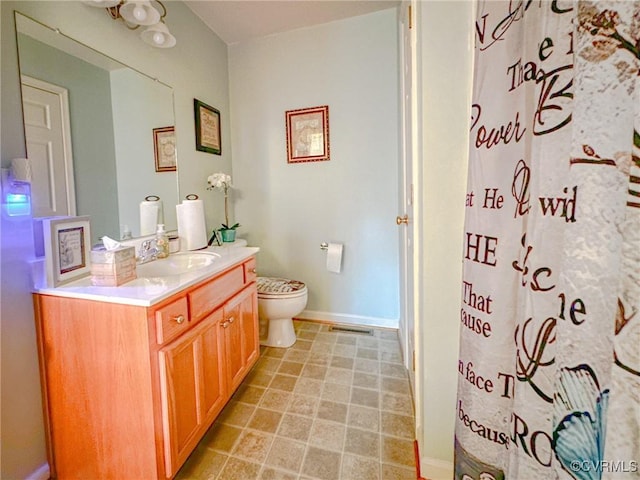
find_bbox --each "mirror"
[15,12,178,242]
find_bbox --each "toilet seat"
[257,277,307,299]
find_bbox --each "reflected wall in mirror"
[15,12,179,242]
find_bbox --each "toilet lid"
[257,277,306,296]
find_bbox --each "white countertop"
[32,245,259,307]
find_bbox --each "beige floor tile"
[330,355,355,370]
[381,362,408,378]
[333,344,357,358]
[308,419,346,451]
[344,427,380,458]
[357,336,379,349]
[269,374,298,392]
[282,349,309,363]
[381,412,415,439]
[233,384,266,405]
[351,387,380,409]
[301,364,328,380]
[348,404,380,432]
[259,390,292,412]
[294,377,323,396]
[341,453,381,480]
[321,382,351,403]
[291,339,313,351]
[248,408,283,434]
[297,330,319,341]
[201,423,242,453]
[255,356,283,373]
[335,335,357,345]
[301,446,342,480]
[232,430,274,463]
[217,400,256,428]
[277,413,313,442]
[306,351,331,366]
[264,436,306,473]
[381,463,417,480]
[325,367,353,385]
[278,361,304,376]
[218,457,261,480]
[381,392,414,415]
[356,347,379,360]
[382,436,416,467]
[316,400,348,424]
[381,376,411,396]
[314,332,338,344]
[353,371,380,389]
[354,357,380,373]
[259,466,298,480]
[286,394,319,416]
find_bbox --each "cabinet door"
[159,309,226,477]
[223,284,259,393]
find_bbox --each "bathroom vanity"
[32,247,259,479]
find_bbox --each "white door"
[398,2,416,392]
[21,76,76,218]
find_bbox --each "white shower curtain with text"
[455,1,640,479]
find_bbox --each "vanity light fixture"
[83,0,176,48]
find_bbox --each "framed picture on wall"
[153,126,177,172]
[194,99,221,155]
[285,105,330,163]
[42,216,92,287]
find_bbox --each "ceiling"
[184,0,401,45]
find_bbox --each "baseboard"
[420,455,454,480]
[25,463,50,480]
[296,310,399,329]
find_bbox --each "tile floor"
[176,320,417,480]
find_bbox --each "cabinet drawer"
[244,257,257,283]
[189,266,244,321]
[155,297,189,345]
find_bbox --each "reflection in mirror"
[15,12,179,242]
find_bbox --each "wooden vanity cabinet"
[33,256,259,479]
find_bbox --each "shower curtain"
[455,1,639,479]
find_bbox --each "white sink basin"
[136,252,220,277]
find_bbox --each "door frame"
[21,75,77,216]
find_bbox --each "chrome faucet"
[137,239,159,264]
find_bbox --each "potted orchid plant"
[207,172,240,243]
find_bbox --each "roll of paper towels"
[326,243,343,273]
[176,198,207,251]
[139,198,163,236]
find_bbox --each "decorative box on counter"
[90,246,137,286]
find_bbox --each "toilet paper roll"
[11,158,32,183]
[139,198,163,236]
[176,199,207,251]
[326,243,343,273]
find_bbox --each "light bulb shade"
[83,0,121,7]
[141,22,176,48]
[119,0,160,26]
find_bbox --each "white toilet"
[257,277,308,348]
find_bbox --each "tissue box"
[90,246,137,286]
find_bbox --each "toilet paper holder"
[320,242,328,250]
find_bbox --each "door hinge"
[409,5,413,30]
[412,350,416,371]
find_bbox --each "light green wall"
[0,2,230,477]
[229,9,401,324]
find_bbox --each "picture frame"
[43,216,92,287]
[194,99,221,155]
[285,105,330,163]
[153,126,177,172]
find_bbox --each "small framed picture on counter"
[43,216,92,287]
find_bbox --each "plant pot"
[220,229,236,243]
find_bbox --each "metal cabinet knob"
[396,215,409,225]
[173,314,185,324]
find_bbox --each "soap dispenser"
[155,224,169,258]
